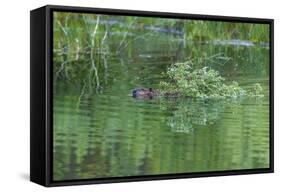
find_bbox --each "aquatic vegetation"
[159,60,263,98]
[248,83,264,97]
[159,98,243,133]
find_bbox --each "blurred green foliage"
[53,12,269,93]
[184,20,269,42]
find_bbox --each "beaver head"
[132,88,158,99]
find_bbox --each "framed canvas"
[30,5,274,187]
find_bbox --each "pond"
[52,17,270,181]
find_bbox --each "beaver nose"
[132,89,138,98]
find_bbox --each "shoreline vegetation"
[53,12,269,98]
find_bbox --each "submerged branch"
[101,27,108,47]
[81,15,101,91]
[76,81,87,109]
[92,16,100,46]
[117,18,137,50]
[57,20,67,36]
[55,61,68,80]
[117,32,151,54]
[90,51,100,91]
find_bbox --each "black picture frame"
[30,4,274,187]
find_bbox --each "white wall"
[0,0,279,191]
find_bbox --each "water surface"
[53,35,269,180]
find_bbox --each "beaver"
[132,88,159,99]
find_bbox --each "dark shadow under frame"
[30,4,274,187]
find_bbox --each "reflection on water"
[53,27,270,180]
[53,88,269,180]
[53,53,269,181]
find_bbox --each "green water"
[53,36,270,181]
[52,12,270,181]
